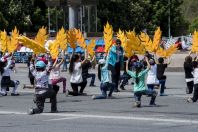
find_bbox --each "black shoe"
[11,93,20,96]
[78,92,87,96]
[120,86,126,90]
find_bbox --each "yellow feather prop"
[7,27,19,53]
[34,26,48,47]
[48,41,59,59]
[126,30,146,56]
[67,29,77,49]
[104,22,113,53]
[191,31,198,53]
[87,39,96,57]
[56,27,67,51]
[0,30,8,53]
[18,36,46,54]
[152,27,162,52]
[75,29,86,49]
[139,32,153,52]
[117,29,127,48]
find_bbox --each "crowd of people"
[0,39,197,115]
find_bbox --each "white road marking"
[44,117,82,121]
[0,111,197,124]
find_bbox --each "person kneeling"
[92,59,115,100]
[126,57,157,107]
[28,61,57,115]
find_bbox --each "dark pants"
[93,82,115,99]
[108,63,120,90]
[120,73,131,88]
[147,84,155,90]
[69,81,87,96]
[87,73,96,86]
[134,89,157,105]
[33,88,57,114]
[186,81,194,94]
[192,84,198,102]
[159,79,166,94]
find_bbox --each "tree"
[97,0,186,36]
[189,17,198,33]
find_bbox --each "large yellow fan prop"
[117,29,127,48]
[140,27,162,53]
[125,30,146,57]
[152,27,162,52]
[75,29,86,49]
[104,22,113,53]
[56,27,67,51]
[156,45,177,58]
[139,32,153,52]
[67,29,77,49]
[191,31,198,53]
[18,36,46,54]
[7,27,19,53]
[48,27,67,59]
[48,41,59,59]
[87,39,96,57]
[34,26,48,47]
[0,30,8,53]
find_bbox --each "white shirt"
[49,67,60,80]
[30,64,49,88]
[70,62,83,83]
[147,64,159,84]
[193,68,198,84]
[2,60,12,77]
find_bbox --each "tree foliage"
[97,0,186,36]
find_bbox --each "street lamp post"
[168,0,171,38]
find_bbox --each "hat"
[35,61,46,68]
[98,59,105,64]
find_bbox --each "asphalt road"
[0,65,198,132]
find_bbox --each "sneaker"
[134,101,141,108]
[27,108,34,115]
[65,90,69,96]
[92,95,96,100]
[23,84,26,89]
[160,93,168,96]
[11,93,20,96]
[187,97,193,103]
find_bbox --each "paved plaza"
[0,64,197,132]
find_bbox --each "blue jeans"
[159,80,166,94]
[134,89,157,105]
[87,73,95,85]
[62,62,68,71]
[93,82,115,99]
[147,84,154,91]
